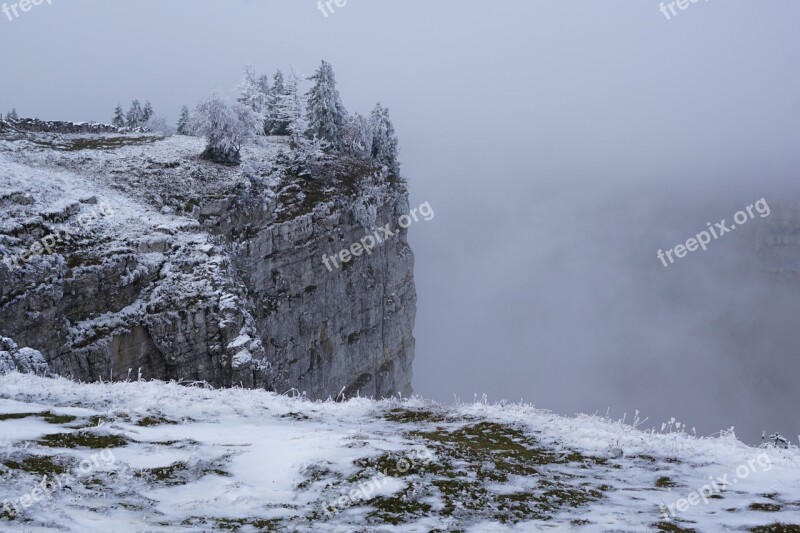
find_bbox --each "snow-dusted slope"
[1,373,799,532]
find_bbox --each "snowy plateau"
[1,373,800,532]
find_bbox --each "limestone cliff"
[0,128,415,399]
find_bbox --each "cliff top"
[0,130,402,266]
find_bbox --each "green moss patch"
[136,415,180,427]
[37,431,128,449]
[369,485,434,525]
[384,408,447,424]
[656,476,679,488]
[3,455,67,476]
[42,413,79,424]
[296,463,336,490]
[135,460,231,487]
[0,412,42,421]
[652,522,698,533]
[749,525,800,533]
[71,414,116,429]
[180,516,283,531]
[0,411,77,424]
[323,421,611,526]
[280,412,310,421]
[749,502,783,512]
[411,421,583,482]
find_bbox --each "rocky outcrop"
[2,118,114,134]
[0,118,147,135]
[0,337,49,375]
[0,133,415,399]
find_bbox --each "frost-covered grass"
[1,373,800,532]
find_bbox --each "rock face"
[0,132,415,399]
[224,188,416,399]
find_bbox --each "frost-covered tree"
[257,73,271,134]
[7,109,18,122]
[265,70,290,136]
[305,61,347,148]
[126,100,143,128]
[278,67,308,149]
[258,74,271,99]
[237,65,269,127]
[142,102,154,123]
[370,103,400,176]
[111,105,126,128]
[189,94,260,166]
[176,105,190,135]
[145,115,173,136]
[341,113,373,159]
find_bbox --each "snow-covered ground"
[1,373,799,532]
[0,133,285,236]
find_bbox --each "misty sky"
[3,1,800,443]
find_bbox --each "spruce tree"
[237,65,268,129]
[126,100,143,128]
[342,113,373,159]
[282,67,307,149]
[176,106,190,135]
[7,108,18,121]
[258,74,270,99]
[305,61,347,148]
[112,105,126,128]
[370,103,400,176]
[265,70,289,136]
[142,102,154,124]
